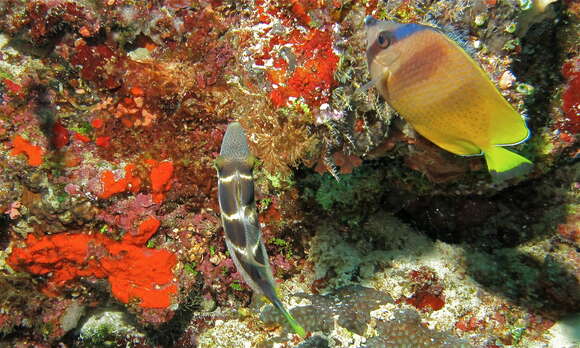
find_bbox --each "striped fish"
[215,122,306,337]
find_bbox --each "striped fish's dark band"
[217,161,254,215]
[216,123,263,265]
[217,162,257,248]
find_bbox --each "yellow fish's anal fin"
[484,146,533,183]
[413,125,481,156]
[435,139,481,156]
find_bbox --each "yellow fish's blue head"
[363,16,437,99]
[364,16,430,66]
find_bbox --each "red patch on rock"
[147,160,174,203]
[401,267,445,312]
[99,164,142,199]
[91,118,104,129]
[561,57,580,134]
[8,232,177,309]
[267,29,339,108]
[455,316,485,332]
[52,122,69,149]
[405,289,445,311]
[95,136,111,148]
[123,216,161,246]
[10,135,44,166]
[2,78,22,95]
[74,132,91,143]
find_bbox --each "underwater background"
[0,0,578,347]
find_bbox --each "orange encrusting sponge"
[7,217,177,309]
[10,135,44,166]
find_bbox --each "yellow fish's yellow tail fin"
[484,146,533,183]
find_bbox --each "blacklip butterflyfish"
[364,16,533,182]
[215,122,306,337]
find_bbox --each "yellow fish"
[364,16,532,182]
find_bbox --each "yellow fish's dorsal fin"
[484,146,533,182]
[434,22,476,57]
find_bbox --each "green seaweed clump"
[301,164,386,226]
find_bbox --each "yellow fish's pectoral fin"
[413,127,481,156]
[355,78,379,95]
[483,146,533,183]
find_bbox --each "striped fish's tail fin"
[270,295,306,338]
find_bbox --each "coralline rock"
[262,285,392,336]
[363,310,473,348]
[0,0,578,346]
[547,313,580,348]
[295,335,330,348]
[60,301,85,333]
[261,285,472,347]
[197,319,265,348]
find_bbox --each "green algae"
[301,164,385,226]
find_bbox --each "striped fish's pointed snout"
[220,122,250,160]
[364,15,378,27]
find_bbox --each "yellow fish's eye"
[377,31,391,48]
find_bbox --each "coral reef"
[0,0,577,346]
[261,285,393,336]
[363,310,472,348]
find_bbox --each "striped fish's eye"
[377,31,391,48]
